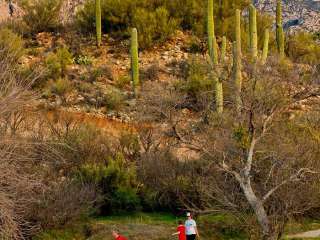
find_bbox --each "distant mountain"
[254,0,320,32]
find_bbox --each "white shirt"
[185,219,197,235]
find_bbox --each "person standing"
[172,220,186,240]
[185,212,199,240]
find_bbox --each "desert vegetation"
[0,0,320,239]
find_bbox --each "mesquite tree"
[137,57,320,239]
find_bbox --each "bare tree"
[136,57,320,240]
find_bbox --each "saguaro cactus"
[276,0,285,58]
[131,28,139,95]
[234,9,242,112]
[249,4,258,60]
[220,36,227,63]
[95,0,101,47]
[215,78,223,114]
[207,0,218,65]
[261,29,269,64]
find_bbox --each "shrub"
[51,78,73,96]
[0,28,24,61]
[76,0,250,48]
[115,74,131,89]
[287,32,320,65]
[74,55,93,66]
[103,88,124,111]
[187,36,204,53]
[177,56,213,101]
[33,182,97,228]
[141,63,161,81]
[76,153,141,214]
[131,7,178,48]
[45,47,73,79]
[45,53,61,79]
[76,0,135,36]
[20,0,63,33]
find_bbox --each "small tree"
[136,58,320,240]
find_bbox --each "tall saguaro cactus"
[249,4,258,60]
[95,0,101,47]
[234,9,242,112]
[214,36,227,114]
[262,29,269,64]
[131,28,139,96]
[207,0,218,65]
[276,0,285,58]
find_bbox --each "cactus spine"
[276,0,285,58]
[261,29,269,64]
[207,0,218,65]
[95,0,102,47]
[131,28,139,95]
[249,4,258,60]
[234,9,242,112]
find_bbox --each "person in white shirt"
[185,212,199,240]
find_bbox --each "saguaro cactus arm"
[207,0,218,65]
[131,28,139,94]
[249,4,258,60]
[234,10,242,112]
[276,0,285,58]
[261,29,269,64]
[95,0,102,47]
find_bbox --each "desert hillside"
[0,1,320,240]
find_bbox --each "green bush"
[0,28,24,61]
[74,55,93,66]
[103,88,124,111]
[287,32,320,65]
[76,0,249,48]
[76,153,140,214]
[132,7,178,48]
[45,47,73,79]
[177,56,213,99]
[51,78,73,96]
[20,0,63,33]
[115,74,131,89]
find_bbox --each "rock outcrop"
[254,0,320,32]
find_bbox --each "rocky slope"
[254,0,320,32]
[1,0,319,32]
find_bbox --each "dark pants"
[186,235,196,240]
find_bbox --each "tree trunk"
[239,179,272,239]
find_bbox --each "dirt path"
[287,229,320,239]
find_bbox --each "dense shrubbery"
[45,47,73,79]
[77,154,141,214]
[0,28,24,61]
[20,0,63,33]
[76,0,252,48]
[287,32,320,64]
